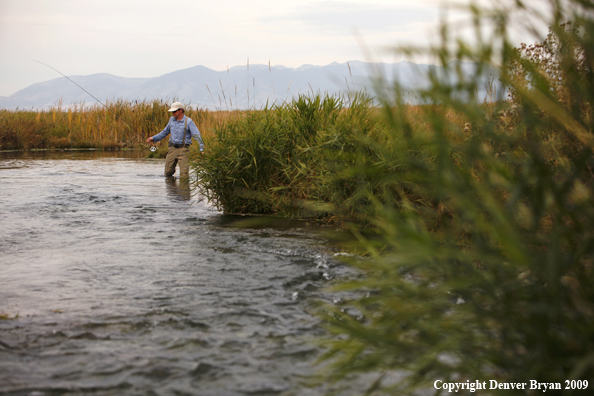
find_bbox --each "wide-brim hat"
[168,102,185,112]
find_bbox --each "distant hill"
[0,60,500,110]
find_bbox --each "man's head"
[168,102,185,120]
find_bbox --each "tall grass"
[0,99,226,151]
[192,94,484,229]
[309,1,594,395]
[193,93,415,222]
[192,0,594,394]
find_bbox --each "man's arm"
[188,120,204,152]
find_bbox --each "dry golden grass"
[0,99,244,151]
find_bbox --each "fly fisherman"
[146,102,204,179]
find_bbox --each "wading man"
[146,102,204,179]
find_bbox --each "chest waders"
[164,117,190,178]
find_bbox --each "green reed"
[192,1,594,394]
[308,1,594,395]
[192,93,401,221]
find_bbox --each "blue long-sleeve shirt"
[152,115,204,151]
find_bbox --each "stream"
[0,150,359,396]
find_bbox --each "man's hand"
[146,137,154,143]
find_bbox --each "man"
[146,101,204,179]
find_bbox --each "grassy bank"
[0,99,231,151]
[192,93,502,229]
[193,93,397,222]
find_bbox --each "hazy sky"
[0,0,547,96]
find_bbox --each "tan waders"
[164,117,190,179]
[164,146,190,178]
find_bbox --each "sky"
[0,0,549,97]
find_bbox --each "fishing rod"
[34,60,157,151]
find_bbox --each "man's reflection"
[165,176,191,201]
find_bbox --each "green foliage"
[189,2,594,391]
[313,1,594,394]
[193,93,391,221]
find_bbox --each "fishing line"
[34,60,154,148]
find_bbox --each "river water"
[0,150,358,396]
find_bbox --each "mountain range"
[0,60,499,110]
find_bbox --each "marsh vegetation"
[193,0,594,394]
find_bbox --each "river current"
[0,151,358,396]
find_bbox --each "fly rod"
[34,60,157,151]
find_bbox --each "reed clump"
[192,93,410,223]
[193,95,487,229]
[0,99,224,151]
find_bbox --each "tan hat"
[168,101,185,112]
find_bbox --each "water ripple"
[0,151,362,396]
